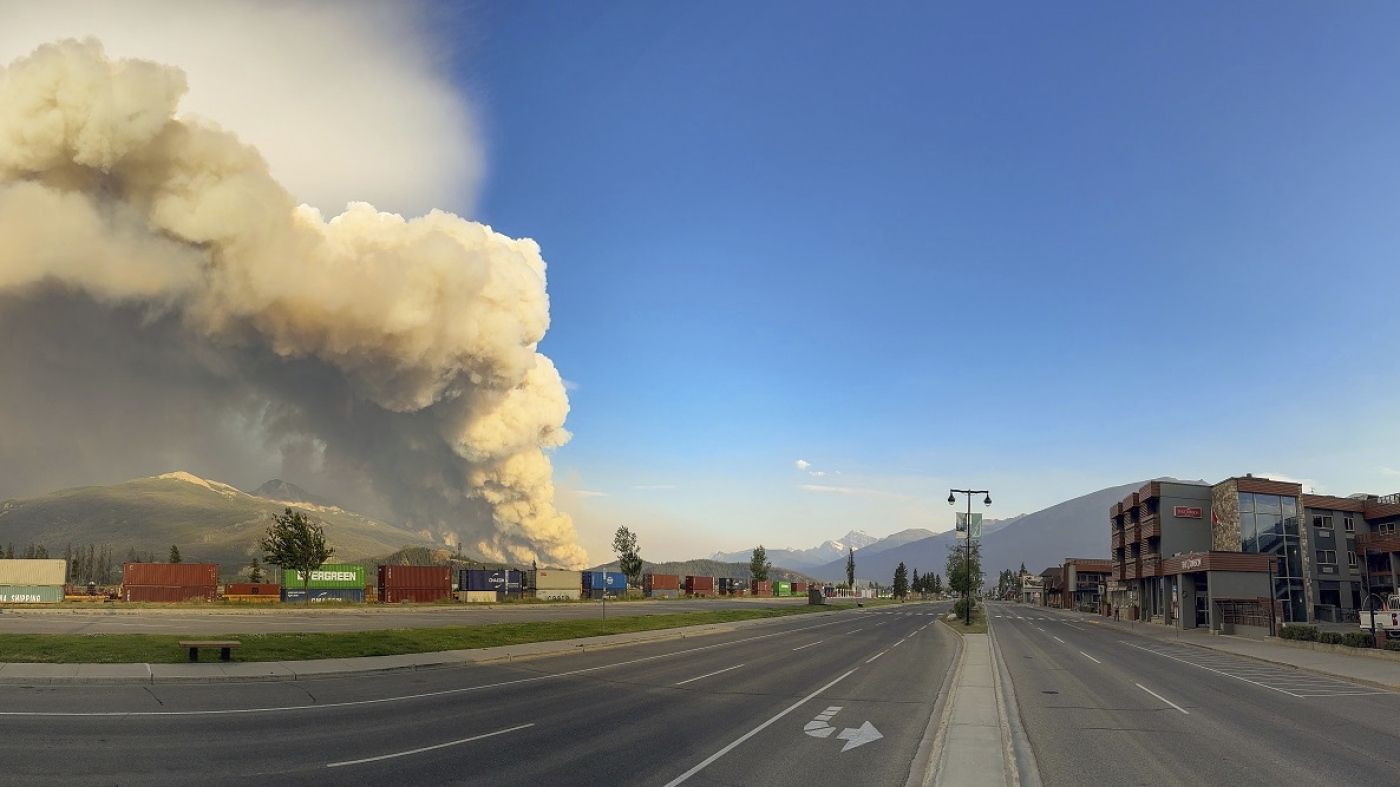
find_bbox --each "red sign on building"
[1174,506,1203,519]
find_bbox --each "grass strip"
[0,603,868,664]
[937,606,988,635]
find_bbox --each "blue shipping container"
[582,571,627,594]
[461,570,524,592]
[282,588,365,603]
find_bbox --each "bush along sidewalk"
[1279,624,1377,649]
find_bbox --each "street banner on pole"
[957,512,983,538]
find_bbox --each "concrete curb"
[907,621,963,787]
[0,610,842,686]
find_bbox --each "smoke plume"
[0,40,586,567]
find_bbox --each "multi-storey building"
[1109,475,1400,635]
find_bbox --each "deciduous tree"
[260,508,334,604]
[749,545,771,583]
[612,526,644,587]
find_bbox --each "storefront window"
[1239,492,1255,514]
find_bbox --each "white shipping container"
[0,559,66,586]
[532,589,581,601]
[456,591,499,603]
[530,569,582,591]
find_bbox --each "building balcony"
[1141,516,1161,539]
[1143,556,1161,577]
[1124,563,1140,580]
[1112,531,1124,550]
[1356,532,1400,554]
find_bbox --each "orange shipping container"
[643,573,681,591]
[223,583,281,596]
[123,586,217,603]
[376,565,451,590]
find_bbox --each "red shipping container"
[752,581,773,597]
[793,582,808,593]
[380,587,451,603]
[123,585,217,603]
[643,573,681,591]
[684,575,716,596]
[223,583,281,596]
[377,565,452,589]
[123,563,218,586]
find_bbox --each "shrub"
[953,597,976,620]
[1384,640,1400,651]
[1317,631,1344,645]
[1279,624,1319,641]
[1340,632,1374,648]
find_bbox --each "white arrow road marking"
[804,705,843,738]
[836,720,884,752]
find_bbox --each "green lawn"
[0,603,860,663]
[938,606,988,635]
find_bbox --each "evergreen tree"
[168,545,182,563]
[893,562,909,599]
[845,547,856,588]
[749,545,771,583]
[248,557,265,584]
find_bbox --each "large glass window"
[1239,493,1255,514]
[1283,497,1298,535]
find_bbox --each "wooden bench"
[178,640,242,662]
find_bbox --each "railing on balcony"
[1378,493,1400,506]
[1356,532,1400,553]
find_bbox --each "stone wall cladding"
[1212,480,1242,551]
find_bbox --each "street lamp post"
[949,488,992,626]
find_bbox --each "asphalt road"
[987,600,1400,786]
[0,597,811,634]
[0,601,958,786]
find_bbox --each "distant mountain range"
[708,529,883,570]
[588,558,818,584]
[803,481,1144,585]
[0,472,450,577]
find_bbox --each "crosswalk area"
[1123,640,1390,698]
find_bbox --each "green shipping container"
[775,581,792,597]
[283,564,366,589]
[0,585,65,603]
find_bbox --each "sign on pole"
[956,512,983,538]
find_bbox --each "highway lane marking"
[0,616,858,718]
[792,640,826,651]
[1122,641,1391,698]
[661,668,858,787]
[865,651,888,664]
[675,664,747,685]
[1080,652,1101,664]
[1136,683,1189,714]
[1053,636,1065,644]
[326,723,534,767]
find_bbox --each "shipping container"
[684,575,716,596]
[643,573,680,591]
[0,585,65,603]
[0,559,67,586]
[378,565,452,590]
[282,588,365,603]
[457,590,499,603]
[531,588,581,601]
[223,583,281,596]
[380,586,451,603]
[123,585,218,603]
[461,569,524,592]
[530,569,582,591]
[647,588,680,599]
[752,581,773,597]
[123,563,218,587]
[775,581,792,597]
[282,564,366,589]
[793,582,808,594]
[581,571,627,596]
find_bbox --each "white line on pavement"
[675,664,747,685]
[661,669,858,787]
[327,723,534,767]
[792,640,825,651]
[866,651,887,664]
[1136,683,1189,714]
[1080,652,1101,664]
[1053,636,1065,644]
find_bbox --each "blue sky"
[455,3,1400,561]
[6,2,1400,565]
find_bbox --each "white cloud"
[561,379,581,392]
[0,0,482,219]
[633,484,677,490]
[575,490,609,498]
[795,459,811,471]
[1381,468,1400,477]
[811,471,826,477]
[798,484,898,498]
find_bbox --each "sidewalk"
[1048,608,1400,691]
[0,616,786,685]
